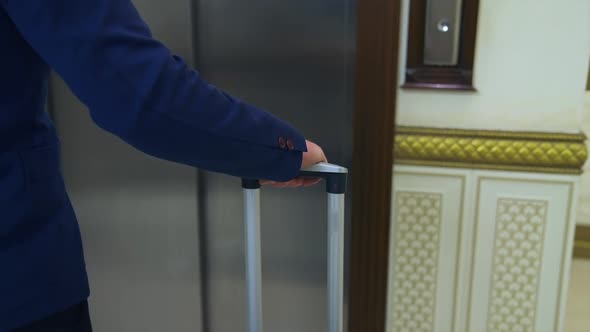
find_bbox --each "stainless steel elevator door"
[194,0,356,331]
[50,0,203,331]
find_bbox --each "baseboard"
[573,225,590,259]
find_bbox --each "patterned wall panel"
[487,198,548,332]
[390,192,442,332]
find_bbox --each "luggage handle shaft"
[241,162,348,332]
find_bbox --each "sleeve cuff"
[272,121,307,153]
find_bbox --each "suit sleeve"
[0,0,307,181]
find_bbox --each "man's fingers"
[261,177,321,188]
[289,179,305,187]
[302,178,322,186]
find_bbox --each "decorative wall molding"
[388,166,579,332]
[394,126,588,174]
[487,198,548,332]
[390,192,442,332]
[467,175,576,332]
[388,170,466,332]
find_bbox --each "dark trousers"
[13,301,92,332]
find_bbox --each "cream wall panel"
[466,172,578,332]
[388,167,469,332]
[388,166,580,332]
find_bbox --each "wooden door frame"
[348,0,401,331]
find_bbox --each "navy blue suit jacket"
[0,0,306,329]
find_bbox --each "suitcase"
[241,162,348,332]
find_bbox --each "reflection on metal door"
[194,0,356,331]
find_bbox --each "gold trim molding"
[394,126,588,174]
[574,225,590,259]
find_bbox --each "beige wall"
[396,0,590,133]
[395,0,590,225]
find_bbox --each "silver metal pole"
[327,192,345,332]
[244,188,263,332]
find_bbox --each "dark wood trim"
[573,225,590,259]
[404,0,480,90]
[402,67,475,91]
[348,0,400,331]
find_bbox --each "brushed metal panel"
[424,0,463,66]
[194,0,356,331]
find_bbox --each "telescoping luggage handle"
[241,162,348,332]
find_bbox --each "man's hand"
[261,140,327,188]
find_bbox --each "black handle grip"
[241,179,261,189]
[241,173,346,194]
[242,163,348,193]
[298,171,347,194]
